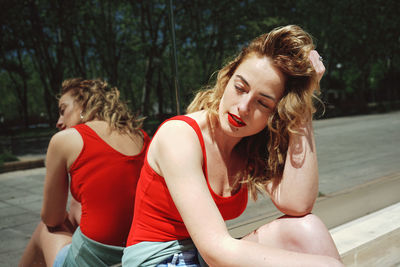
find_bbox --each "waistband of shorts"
[72,227,124,263]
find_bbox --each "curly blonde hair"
[187,25,320,200]
[60,78,144,134]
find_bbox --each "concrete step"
[330,202,400,266]
[0,159,44,173]
[228,171,400,235]
[0,154,45,174]
[227,172,400,265]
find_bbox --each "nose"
[237,95,251,116]
[56,116,64,130]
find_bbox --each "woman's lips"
[228,113,246,127]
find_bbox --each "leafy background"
[0,0,399,135]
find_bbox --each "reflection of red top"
[69,124,150,246]
[127,116,248,245]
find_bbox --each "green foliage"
[0,0,399,128]
[6,127,57,139]
[0,150,19,165]
[0,71,18,119]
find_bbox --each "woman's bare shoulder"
[48,128,82,154]
[152,118,204,147]
[147,118,204,173]
[50,127,80,142]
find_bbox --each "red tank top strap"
[71,123,101,146]
[140,128,150,144]
[72,123,92,135]
[163,115,208,177]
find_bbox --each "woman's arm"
[149,121,339,267]
[265,50,325,216]
[41,129,81,227]
[266,120,319,216]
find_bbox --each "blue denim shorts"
[53,244,71,267]
[156,249,200,267]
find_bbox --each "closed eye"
[258,100,271,109]
[59,103,66,115]
[235,85,246,93]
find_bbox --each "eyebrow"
[236,74,277,103]
[236,74,250,87]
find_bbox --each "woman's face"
[56,91,83,130]
[218,54,285,137]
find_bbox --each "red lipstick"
[228,113,246,127]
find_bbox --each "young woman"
[122,25,343,266]
[19,78,150,267]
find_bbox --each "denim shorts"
[156,249,199,267]
[53,244,71,267]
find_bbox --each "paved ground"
[1,111,399,266]
[230,110,400,227]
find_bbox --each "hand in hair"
[309,50,326,83]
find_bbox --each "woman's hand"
[46,213,76,233]
[309,50,326,83]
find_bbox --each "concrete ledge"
[330,202,400,266]
[313,171,400,229]
[226,173,400,265]
[228,172,400,237]
[0,159,45,174]
[340,227,400,266]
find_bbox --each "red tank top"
[69,124,150,246]
[126,116,248,245]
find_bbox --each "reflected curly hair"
[187,25,320,200]
[60,78,144,134]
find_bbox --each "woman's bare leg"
[19,221,73,267]
[242,213,341,261]
[20,195,79,267]
[18,223,46,267]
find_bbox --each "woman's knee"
[278,214,338,256]
[278,214,330,245]
[249,214,332,251]
[291,213,328,236]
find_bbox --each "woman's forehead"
[59,91,75,104]
[234,55,285,94]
